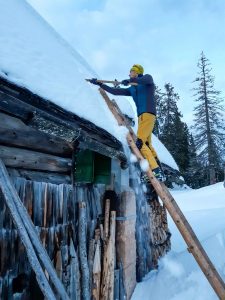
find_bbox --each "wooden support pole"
[101,211,116,300]
[99,88,225,300]
[88,238,96,292]
[116,190,136,299]
[78,201,90,300]
[108,211,116,300]
[92,238,101,300]
[70,238,81,300]
[104,199,110,242]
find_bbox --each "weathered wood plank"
[0,159,56,299]
[0,127,73,157]
[0,111,27,130]
[0,146,72,172]
[101,211,116,300]
[92,239,101,300]
[116,190,136,298]
[70,238,80,300]
[7,168,71,184]
[0,90,31,121]
[0,161,71,299]
[108,211,116,300]
[103,199,110,242]
[78,202,90,300]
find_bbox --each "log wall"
[0,177,105,299]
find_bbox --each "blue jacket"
[101,74,156,116]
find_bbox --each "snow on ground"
[132,182,225,300]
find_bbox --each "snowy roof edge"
[0,75,127,166]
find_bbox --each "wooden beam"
[0,111,27,129]
[0,146,72,172]
[0,90,31,121]
[0,128,72,157]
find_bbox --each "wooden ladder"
[99,87,225,300]
[0,159,70,300]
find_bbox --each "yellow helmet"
[130,64,144,75]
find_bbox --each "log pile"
[148,198,171,268]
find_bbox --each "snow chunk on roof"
[0,0,127,142]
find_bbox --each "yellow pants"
[137,113,159,170]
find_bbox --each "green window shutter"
[75,150,111,184]
[75,150,94,183]
[94,153,111,185]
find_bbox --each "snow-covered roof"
[0,1,127,140]
[0,0,178,170]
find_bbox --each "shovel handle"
[85,79,137,86]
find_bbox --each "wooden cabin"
[0,75,171,299]
[0,2,177,298]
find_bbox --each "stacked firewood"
[148,198,171,268]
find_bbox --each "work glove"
[121,79,130,86]
[89,78,102,86]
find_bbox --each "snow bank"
[132,182,225,300]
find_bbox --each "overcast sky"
[27,0,225,125]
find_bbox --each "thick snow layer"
[0,0,127,142]
[0,0,178,170]
[132,182,225,300]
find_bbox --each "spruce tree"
[185,132,202,188]
[154,85,164,138]
[158,83,190,176]
[192,52,225,185]
[159,83,179,150]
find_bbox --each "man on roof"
[89,64,165,182]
